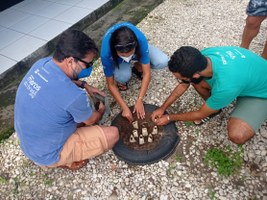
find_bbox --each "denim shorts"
[246,0,267,16]
[230,96,267,132]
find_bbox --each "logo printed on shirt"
[86,96,91,108]
[226,51,236,60]
[41,67,50,75]
[35,69,48,83]
[24,75,41,99]
[215,52,227,65]
[234,49,246,58]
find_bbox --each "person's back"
[15,57,90,166]
[152,45,267,145]
[201,46,267,110]
[15,30,119,170]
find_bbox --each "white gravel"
[1,0,267,199]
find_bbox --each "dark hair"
[168,46,207,78]
[53,30,98,62]
[110,26,139,67]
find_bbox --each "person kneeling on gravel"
[101,22,169,122]
[14,30,119,170]
[151,46,267,144]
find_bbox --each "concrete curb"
[0,0,123,132]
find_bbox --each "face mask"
[77,67,93,79]
[119,54,134,63]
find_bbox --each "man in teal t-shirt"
[151,46,267,144]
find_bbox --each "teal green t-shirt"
[201,46,267,110]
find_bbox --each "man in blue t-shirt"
[14,30,119,170]
[101,22,169,122]
[152,46,267,144]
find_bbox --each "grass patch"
[208,188,216,200]
[183,121,195,127]
[0,176,8,184]
[167,162,177,176]
[0,126,14,143]
[44,179,53,186]
[42,174,54,186]
[175,154,183,162]
[204,145,244,176]
[168,162,177,171]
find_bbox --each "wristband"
[137,96,143,101]
[80,81,87,89]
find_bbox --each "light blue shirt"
[14,57,92,166]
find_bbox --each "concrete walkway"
[0,0,118,75]
[0,0,124,133]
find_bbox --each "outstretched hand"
[154,114,170,126]
[133,100,145,120]
[72,80,106,97]
[122,107,133,123]
[151,108,165,122]
[97,101,105,116]
[87,85,106,98]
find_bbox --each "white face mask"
[119,54,134,63]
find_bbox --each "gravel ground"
[1,0,267,199]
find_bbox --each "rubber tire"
[111,104,180,165]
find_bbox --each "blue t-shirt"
[14,57,93,166]
[100,22,150,77]
[202,46,267,110]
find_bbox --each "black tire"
[111,104,180,165]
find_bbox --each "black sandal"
[117,82,128,91]
[193,109,222,126]
[132,67,143,80]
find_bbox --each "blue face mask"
[77,67,93,79]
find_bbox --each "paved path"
[0,0,112,75]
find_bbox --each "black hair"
[109,26,139,67]
[53,30,98,62]
[168,46,207,78]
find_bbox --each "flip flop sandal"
[193,109,222,126]
[117,82,128,91]
[58,159,88,171]
[132,67,143,80]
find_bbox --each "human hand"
[133,100,145,119]
[122,107,133,123]
[97,101,105,116]
[88,85,106,97]
[151,108,165,122]
[155,114,170,126]
[72,80,84,88]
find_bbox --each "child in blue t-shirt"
[101,22,169,122]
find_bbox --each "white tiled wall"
[0,0,109,74]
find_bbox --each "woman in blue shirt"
[101,22,168,122]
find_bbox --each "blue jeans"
[114,44,169,83]
[246,0,267,16]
